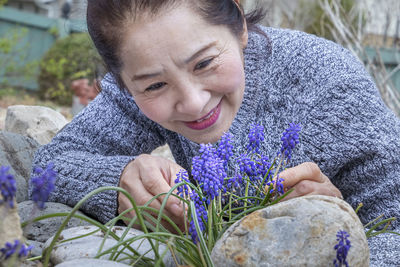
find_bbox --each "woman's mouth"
[184,101,221,130]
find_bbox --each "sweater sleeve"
[298,44,400,266]
[29,74,166,223]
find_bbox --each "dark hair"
[87,0,266,89]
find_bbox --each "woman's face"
[120,4,248,144]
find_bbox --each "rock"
[55,258,130,267]
[0,131,39,202]
[151,144,175,162]
[27,239,45,257]
[18,201,91,243]
[0,196,23,248]
[211,195,369,267]
[44,225,174,266]
[5,105,68,145]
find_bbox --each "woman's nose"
[174,83,211,117]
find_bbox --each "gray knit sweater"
[31,26,400,265]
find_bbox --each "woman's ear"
[233,0,248,49]
[241,18,248,49]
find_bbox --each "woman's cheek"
[135,98,169,123]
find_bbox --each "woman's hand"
[118,154,186,231]
[279,162,343,201]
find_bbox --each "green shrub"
[38,33,102,105]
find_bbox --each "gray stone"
[55,258,130,267]
[27,239,45,257]
[19,201,91,243]
[44,225,174,266]
[211,195,369,267]
[5,105,68,145]
[0,131,39,202]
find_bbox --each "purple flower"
[333,230,351,267]
[280,123,301,160]
[227,172,243,188]
[265,176,285,195]
[256,155,271,181]
[0,166,17,208]
[247,124,264,153]
[192,144,226,201]
[0,240,33,260]
[237,154,259,181]
[175,169,190,198]
[217,132,233,169]
[188,191,208,243]
[31,162,57,210]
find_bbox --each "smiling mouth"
[184,101,221,130]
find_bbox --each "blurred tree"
[37,33,102,106]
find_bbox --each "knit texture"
[31,26,400,265]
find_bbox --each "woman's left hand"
[278,162,343,201]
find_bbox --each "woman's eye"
[194,58,213,70]
[145,82,166,91]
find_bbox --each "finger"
[279,162,326,188]
[139,165,184,217]
[282,180,343,201]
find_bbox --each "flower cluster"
[217,132,233,170]
[265,175,285,195]
[191,144,227,202]
[247,124,264,153]
[188,191,208,243]
[333,230,351,267]
[280,123,301,160]
[175,169,190,198]
[0,166,17,208]
[0,240,33,260]
[30,162,57,210]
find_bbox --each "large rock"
[19,201,91,243]
[44,225,174,266]
[0,131,39,202]
[55,259,130,267]
[211,195,369,267]
[5,105,68,145]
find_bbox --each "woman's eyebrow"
[131,71,162,82]
[184,41,217,64]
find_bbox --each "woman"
[31,0,400,265]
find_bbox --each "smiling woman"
[31,0,400,265]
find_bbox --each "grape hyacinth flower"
[280,123,301,160]
[247,124,264,153]
[217,132,233,170]
[188,191,208,243]
[192,144,226,202]
[0,240,33,260]
[237,154,259,181]
[333,230,351,267]
[0,166,17,208]
[31,162,57,210]
[256,155,272,182]
[265,175,285,195]
[175,169,190,198]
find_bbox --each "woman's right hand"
[118,154,186,231]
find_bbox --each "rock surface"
[44,225,175,266]
[55,258,130,267]
[19,201,91,243]
[5,105,68,145]
[0,131,39,202]
[0,196,23,248]
[211,195,369,267]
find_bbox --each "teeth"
[196,110,214,122]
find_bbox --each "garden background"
[0,0,399,125]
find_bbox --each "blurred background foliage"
[38,32,101,106]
